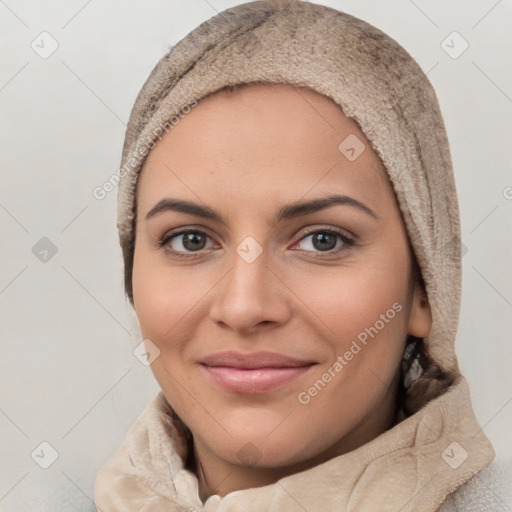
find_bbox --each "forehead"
[136,83,395,214]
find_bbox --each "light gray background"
[1,1,511,510]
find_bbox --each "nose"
[209,243,291,334]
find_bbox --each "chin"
[204,416,337,469]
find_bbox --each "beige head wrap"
[100,1,496,510]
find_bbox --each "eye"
[158,229,215,256]
[157,226,355,258]
[292,228,354,254]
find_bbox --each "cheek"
[288,245,412,404]
[295,261,410,345]
[132,244,208,341]
[132,248,206,408]
[288,263,410,434]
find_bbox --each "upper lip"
[200,351,316,369]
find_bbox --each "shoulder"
[437,461,512,512]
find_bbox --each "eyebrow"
[145,194,379,223]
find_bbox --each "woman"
[94,1,503,510]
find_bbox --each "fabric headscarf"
[96,1,495,510]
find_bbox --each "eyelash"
[156,226,355,259]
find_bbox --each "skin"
[132,83,432,501]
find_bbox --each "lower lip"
[201,365,314,394]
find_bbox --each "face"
[132,83,431,490]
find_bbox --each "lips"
[200,351,316,394]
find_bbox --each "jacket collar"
[95,375,494,512]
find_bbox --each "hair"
[394,259,456,420]
[124,81,456,421]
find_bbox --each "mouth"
[199,351,316,394]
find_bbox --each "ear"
[407,281,432,338]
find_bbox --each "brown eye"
[178,232,207,251]
[311,232,337,251]
[160,230,214,254]
[294,228,354,254]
